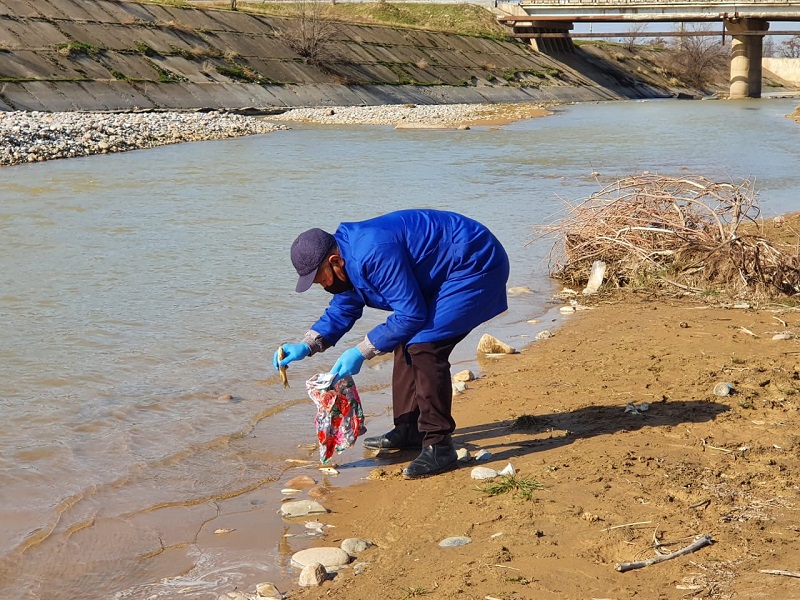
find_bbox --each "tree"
[274,0,339,66]
[779,35,800,58]
[668,24,728,89]
[624,23,649,51]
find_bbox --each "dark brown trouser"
[392,332,469,447]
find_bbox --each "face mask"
[324,270,353,295]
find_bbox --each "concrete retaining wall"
[763,57,800,85]
[0,0,674,111]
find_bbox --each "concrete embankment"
[0,0,678,112]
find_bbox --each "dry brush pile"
[534,173,800,299]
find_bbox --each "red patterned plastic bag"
[305,373,365,464]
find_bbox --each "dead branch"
[532,174,800,299]
[760,569,800,578]
[616,534,714,572]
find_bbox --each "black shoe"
[363,423,424,450]
[402,438,458,479]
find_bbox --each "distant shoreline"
[0,103,550,167]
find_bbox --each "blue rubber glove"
[330,347,365,383]
[273,343,311,371]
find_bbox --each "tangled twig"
[532,174,800,299]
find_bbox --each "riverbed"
[0,97,798,599]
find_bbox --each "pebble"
[298,562,327,587]
[341,537,373,556]
[352,561,370,575]
[0,111,286,167]
[456,447,471,461]
[285,475,316,489]
[280,500,328,518]
[254,582,282,599]
[291,546,351,570]
[452,369,475,382]
[772,331,794,340]
[438,536,472,547]
[477,334,516,355]
[471,466,499,480]
[307,485,332,500]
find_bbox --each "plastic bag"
[305,373,365,464]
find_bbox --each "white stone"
[438,536,472,547]
[772,331,794,340]
[280,500,328,518]
[535,330,553,340]
[291,546,351,570]
[452,381,467,395]
[471,466,499,480]
[298,562,327,587]
[456,447,471,461]
[477,334,516,355]
[341,538,372,556]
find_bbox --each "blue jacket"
[307,210,509,356]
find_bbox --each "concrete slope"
[0,0,676,111]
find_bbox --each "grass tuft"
[479,474,544,501]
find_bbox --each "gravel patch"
[269,102,550,127]
[0,111,287,167]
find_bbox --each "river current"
[0,98,798,599]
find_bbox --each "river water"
[1,98,798,599]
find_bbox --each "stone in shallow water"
[452,369,475,382]
[291,546,351,570]
[285,475,316,488]
[439,536,472,548]
[477,334,516,355]
[280,500,328,518]
[255,582,282,598]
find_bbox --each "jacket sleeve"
[362,245,429,352]
[308,290,365,351]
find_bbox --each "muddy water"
[0,98,798,599]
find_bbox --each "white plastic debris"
[582,260,607,295]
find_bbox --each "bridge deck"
[510,0,800,21]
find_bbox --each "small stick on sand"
[760,569,800,578]
[701,438,733,453]
[616,534,713,572]
[602,520,652,531]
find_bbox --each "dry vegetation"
[535,174,800,300]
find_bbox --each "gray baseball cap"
[290,228,336,292]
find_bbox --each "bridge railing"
[519,0,799,4]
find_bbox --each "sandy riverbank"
[224,213,800,600]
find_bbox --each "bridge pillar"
[726,18,770,99]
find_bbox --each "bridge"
[496,0,800,98]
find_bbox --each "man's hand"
[330,347,365,383]
[273,343,311,370]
